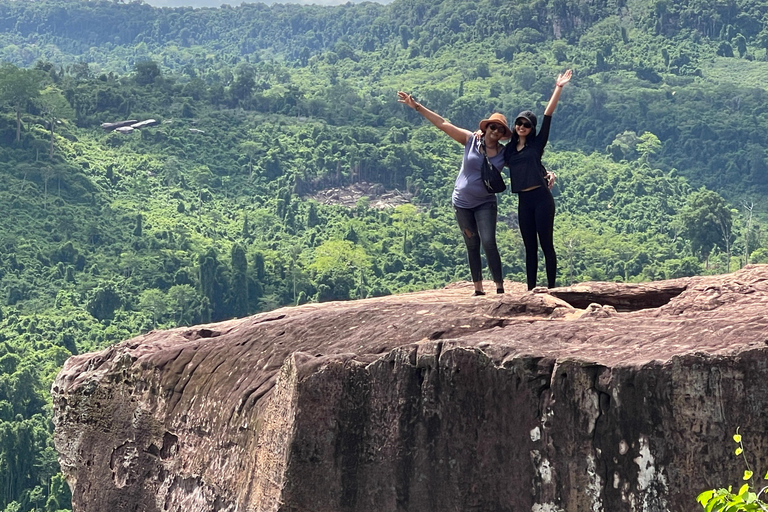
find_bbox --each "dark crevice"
[549,286,687,311]
[487,318,504,328]
[182,328,221,340]
[234,385,266,416]
[434,341,443,365]
[160,432,178,459]
[145,444,160,458]
[590,369,610,444]
[254,314,287,324]
[533,360,555,420]
[231,376,275,420]
[208,359,227,375]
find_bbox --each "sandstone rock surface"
[52,265,768,512]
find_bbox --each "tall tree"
[37,86,75,158]
[198,249,221,322]
[230,243,248,318]
[139,289,168,328]
[133,59,161,86]
[0,65,42,143]
[677,188,733,268]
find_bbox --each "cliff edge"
[52,265,768,512]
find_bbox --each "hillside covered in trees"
[1,0,768,510]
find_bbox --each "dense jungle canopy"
[1,0,768,510]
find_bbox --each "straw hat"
[478,112,511,138]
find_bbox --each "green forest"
[1,0,768,510]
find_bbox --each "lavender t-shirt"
[451,135,506,209]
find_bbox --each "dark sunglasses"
[487,123,506,133]
[515,119,532,129]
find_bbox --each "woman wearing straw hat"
[398,91,509,295]
[504,69,572,290]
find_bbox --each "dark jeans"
[454,201,503,283]
[518,186,557,289]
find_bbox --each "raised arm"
[543,69,572,117]
[398,91,471,145]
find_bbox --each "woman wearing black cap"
[505,69,572,290]
[398,90,510,295]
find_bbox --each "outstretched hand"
[397,91,418,109]
[556,69,572,88]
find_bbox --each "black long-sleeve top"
[503,115,551,192]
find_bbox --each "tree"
[607,131,639,161]
[37,87,75,158]
[306,202,320,227]
[677,189,733,268]
[399,25,412,49]
[552,41,568,63]
[230,243,248,318]
[475,62,490,78]
[757,28,768,57]
[167,284,199,325]
[198,249,221,322]
[139,289,167,328]
[133,213,143,238]
[742,200,754,266]
[86,282,123,321]
[734,34,747,58]
[238,141,262,176]
[309,239,371,302]
[231,64,255,105]
[636,132,662,164]
[133,60,161,86]
[0,65,42,143]
[717,41,734,57]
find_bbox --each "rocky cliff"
[52,265,768,512]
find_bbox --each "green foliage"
[677,188,734,264]
[0,65,42,143]
[697,429,768,512]
[0,1,767,510]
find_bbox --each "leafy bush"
[697,430,768,512]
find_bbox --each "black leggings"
[518,186,556,290]
[454,202,503,284]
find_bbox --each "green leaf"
[735,434,743,443]
[699,490,716,505]
[740,484,751,496]
[706,491,730,512]
[737,447,744,455]
[745,470,754,481]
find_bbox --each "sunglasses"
[487,123,506,134]
[515,119,532,129]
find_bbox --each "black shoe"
[496,288,505,294]
[472,290,486,296]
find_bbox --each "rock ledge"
[53,265,768,512]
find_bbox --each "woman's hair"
[510,127,538,146]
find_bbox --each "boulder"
[131,119,159,129]
[101,120,138,131]
[52,265,768,512]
